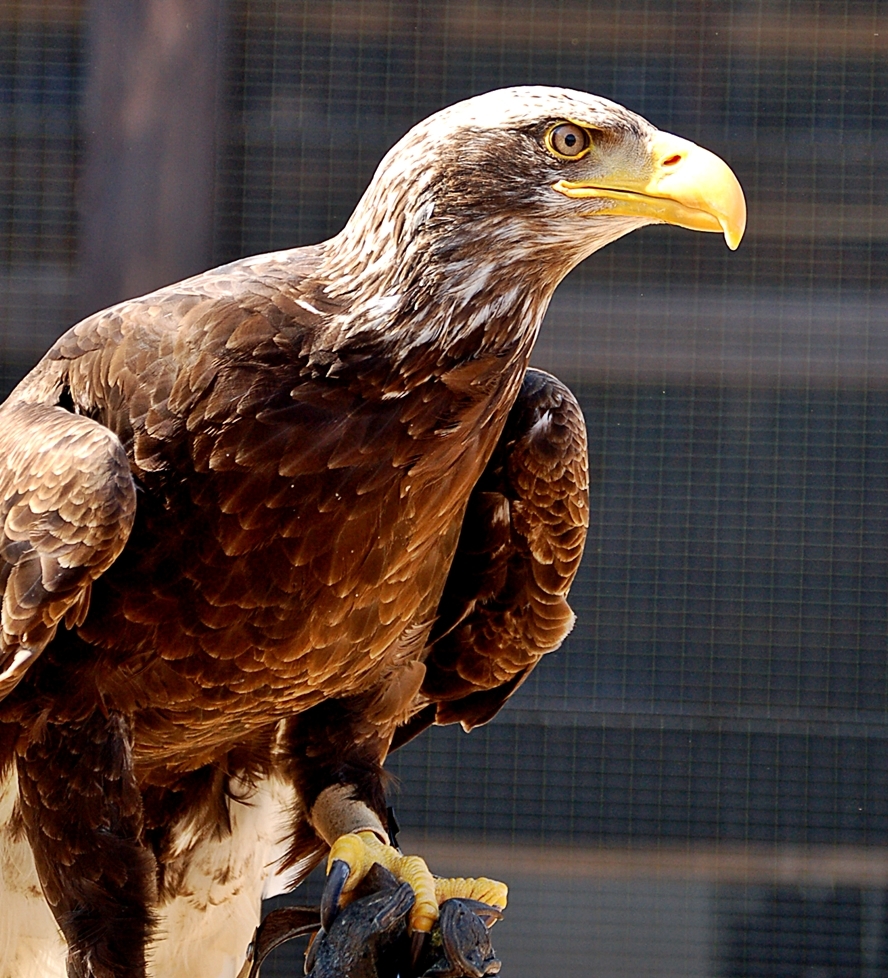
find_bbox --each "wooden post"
[77,0,224,318]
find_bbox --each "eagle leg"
[16,709,156,978]
[283,707,506,944]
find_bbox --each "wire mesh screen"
[0,1,81,389]
[2,1,887,976]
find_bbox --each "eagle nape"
[0,85,743,978]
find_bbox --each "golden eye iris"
[547,123,591,159]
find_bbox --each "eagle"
[0,86,744,978]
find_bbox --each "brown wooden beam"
[407,835,888,886]
[77,0,224,317]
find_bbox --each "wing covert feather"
[0,402,136,701]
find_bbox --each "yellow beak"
[553,132,746,250]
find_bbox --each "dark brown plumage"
[0,86,743,978]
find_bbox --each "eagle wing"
[0,401,136,701]
[394,367,588,747]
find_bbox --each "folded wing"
[0,401,136,701]
[397,367,589,744]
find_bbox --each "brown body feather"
[1,240,540,748]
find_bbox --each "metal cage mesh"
[1,2,886,975]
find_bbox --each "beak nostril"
[661,154,682,167]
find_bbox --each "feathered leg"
[283,700,506,945]
[16,710,156,978]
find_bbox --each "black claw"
[321,859,351,932]
[410,928,429,969]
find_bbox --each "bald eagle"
[0,87,744,978]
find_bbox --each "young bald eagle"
[0,87,744,978]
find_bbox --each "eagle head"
[334,87,744,290]
[324,86,745,354]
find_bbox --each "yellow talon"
[325,832,379,891]
[325,831,507,935]
[326,831,438,933]
[434,875,508,912]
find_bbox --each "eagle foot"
[322,831,507,938]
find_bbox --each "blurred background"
[2,1,887,975]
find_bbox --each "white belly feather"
[0,769,302,978]
[0,769,66,978]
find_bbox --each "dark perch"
[240,864,502,978]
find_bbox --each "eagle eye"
[546,123,591,160]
